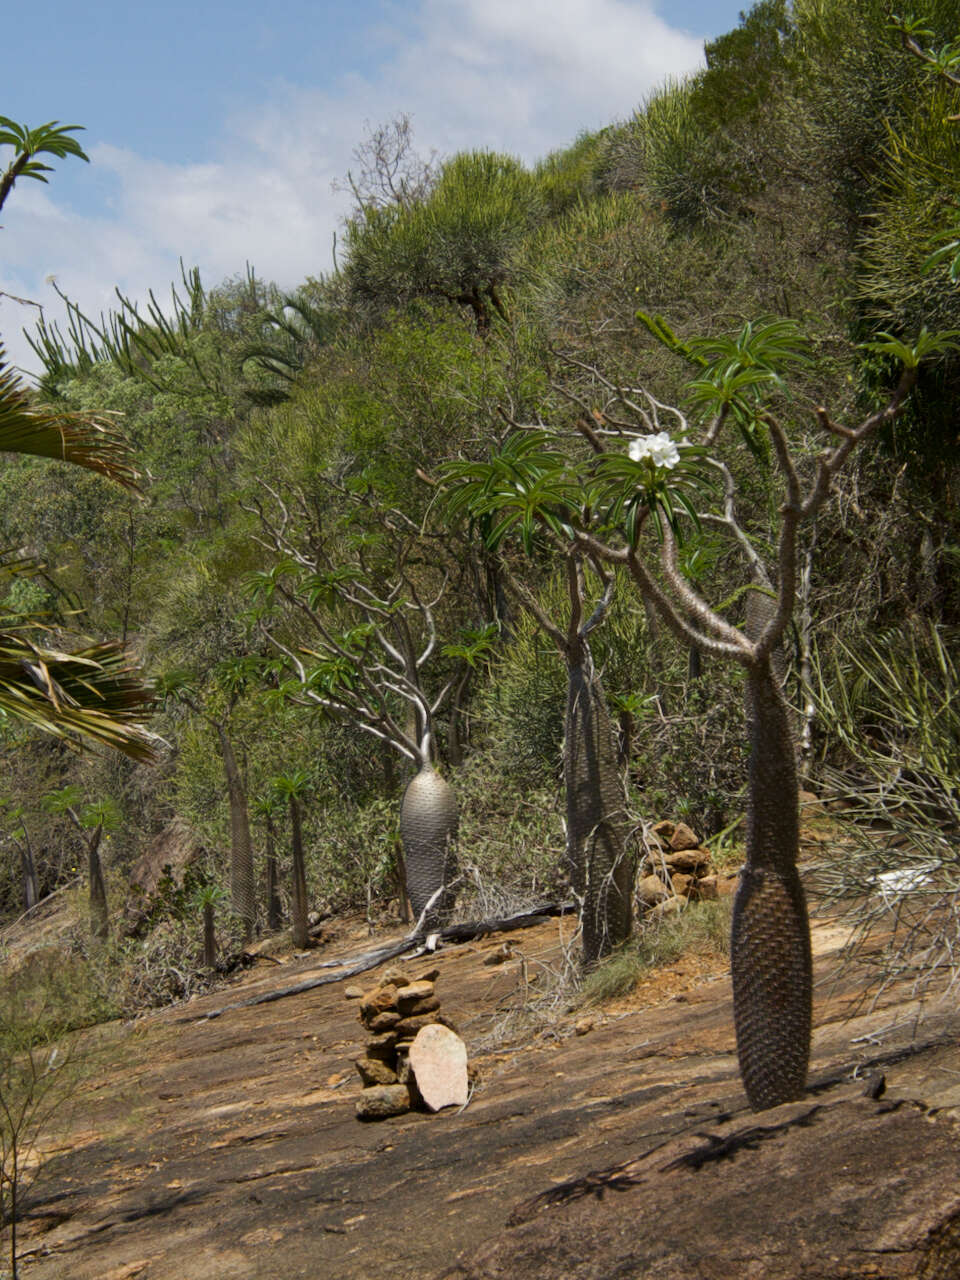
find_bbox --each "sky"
[1,0,749,376]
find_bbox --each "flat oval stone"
[408,1024,469,1112]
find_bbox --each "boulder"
[668,822,700,852]
[664,847,711,875]
[396,980,436,1011]
[354,1056,398,1087]
[636,874,671,906]
[394,1012,441,1037]
[670,872,695,899]
[648,896,685,919]
[693,874,719,901]
[355,1084,411,1121]
[408,1024,469,1111]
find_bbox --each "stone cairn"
[635,820,736,917]
[347,965,468,1120]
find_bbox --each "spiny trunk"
[290,794,309,950]
[19,841,38,913]
[217,724,256,941]
[202,901,217,970]
[565,659,633,968]
[88,825,109,942]
[731,658,812,1111]
[400,762,458,932]
[265,814,282,934]
[394,838,412,924]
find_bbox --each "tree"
[160,664,258,942]
[40,787,119,942]
[441,315,939,1107]
[247,482,476,931]
[269,770,313,949]
[344,150,542,330]
[442,432,635,966]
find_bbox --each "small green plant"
[576,898,731,1006]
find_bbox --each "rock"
[574,1017,595,1037]
[444,1096,960,1279]
[716,872,739,897]
[396,980,436,1010]
[400,995,440,1018]
[670,872,695,899]
[365,1031,399,1061]
[408,1024,469,1111]
[483,944,514,966]
[394,1012,441,1037]
[648,895,685,919]
[651,819,675,843]
[664,847,711,874]
[416,967,441,983]
[381,965,412,987]
[359,984,399,1021]
[343,985,364,1000]
[798,789,825,813]
[636,874,671,906]
[355,1084,411,1120]
[668,822,700,851]
[354,1055,398,1087]
[368,1011,401,1033]
[693,874,719,901]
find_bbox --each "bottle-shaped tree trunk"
[289,792,310,950]
[217,724,256,941]
[731,657,812,1110]
[400,761,458,932]
[87,824,109,942]
[564,652,633,967]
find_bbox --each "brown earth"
[13,908,960,1280]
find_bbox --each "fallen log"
[188,899,575,1023]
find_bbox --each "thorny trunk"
[264,813,282,933]
[17,840,38,914]
[216,724,256,941]
[400,761,459,932]
[564,651,633,968]
[87,825,109,943]
[202,901,217,970]
[290,794,309,950]
[731,658,812,1110]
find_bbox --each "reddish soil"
[13,910,960,1280]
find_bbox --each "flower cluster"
[628,432,681,470]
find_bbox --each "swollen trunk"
[731,658,812,1110]
[400,763,458,932]
[565,661,633,967]
[217,725,256,941]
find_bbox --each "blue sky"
[2,1,749,373]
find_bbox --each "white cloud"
[2,0,704,377]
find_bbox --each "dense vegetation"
[1,0,958,1045]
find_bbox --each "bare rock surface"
[14,910,960,1280]
[442,1094,960,1278]
[408,1025,469,1111]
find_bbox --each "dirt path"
[14,911,960,1280]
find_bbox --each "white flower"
[628,431,681,470]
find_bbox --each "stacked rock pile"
[349,965,468,1120]
[635,820,736,917]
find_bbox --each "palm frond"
[0,629,160,762]
[0,344,142,491]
